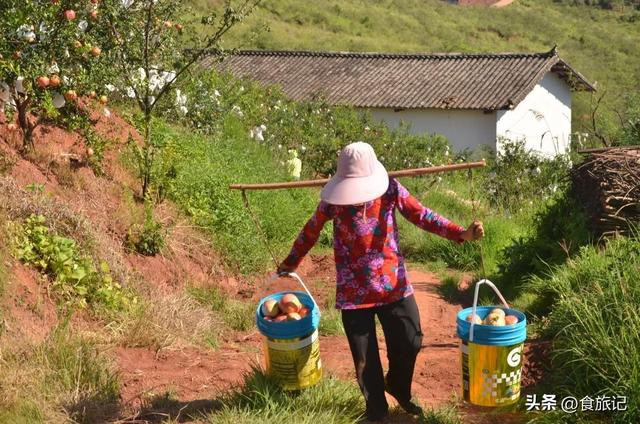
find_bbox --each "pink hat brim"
[320,160,389,205]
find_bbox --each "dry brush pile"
[571,148,640,237]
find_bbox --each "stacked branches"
[571,148,640,237]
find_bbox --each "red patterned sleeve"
[394,179,466,242]
[281,201,333,269]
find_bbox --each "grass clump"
[0,325,120,423]
[421,404,462,424]
[124,200,166,256]
[527,236,640,424]
[204,366,364,423]
[110,293,220,351]
[189,285,255,332]
[436,271,465,304]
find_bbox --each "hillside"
[194,0,640,139]
[0,107,492,423]
[1,1,638,422]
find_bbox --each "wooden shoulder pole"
[229,160,486,190]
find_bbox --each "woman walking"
[278,141,484,421]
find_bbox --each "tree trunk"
[15,96,34,152]
[141,111,152,199]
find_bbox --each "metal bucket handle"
[469,279,510,342]
[268,272,320,313]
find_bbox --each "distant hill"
[554,0,640,10]
[192,0,640,141]
[453,0,512,6]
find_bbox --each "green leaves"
[124,204,166,256]
[14,214,134,312]
[172,69,451,179]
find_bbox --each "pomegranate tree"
[0,0,110,151]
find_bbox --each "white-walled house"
[214,48,594,157]
[370,72,575,156]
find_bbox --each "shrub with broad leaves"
[483,138,573,210]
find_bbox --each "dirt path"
[117,268,464,410]
[116,264,536,422]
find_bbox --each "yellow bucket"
[263,329,322,390]
[457,279,527,407]
[460,340,524,406]
[256,273,322,391]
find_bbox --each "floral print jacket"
[282,178,466,310]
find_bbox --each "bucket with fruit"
[456,279,527,407]
[256,272,322,390]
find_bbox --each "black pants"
[341,295,423,416]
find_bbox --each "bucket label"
[461,340,523,407]
[265,330,322,390]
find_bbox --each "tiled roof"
[207,48,595,110]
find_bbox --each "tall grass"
[494,189,591,310]
[157,117,323,274]
[397,177,528,275]
[0,325,120,423]
[527,236,640,423]
[204,366,364,423]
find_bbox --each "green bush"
[173,70,449,177]
[483,139,573,211]
[526,236,640,423]
[13,215,134,311]
[125,201,165,256]
[494,189,591,309]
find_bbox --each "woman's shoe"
[384,383,423,415]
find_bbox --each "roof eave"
[552,59,597,92]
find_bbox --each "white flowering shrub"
[484,138,573,209]
[91,0,259,197]
[172,70,451,177]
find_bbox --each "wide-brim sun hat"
[320,141,389,205]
